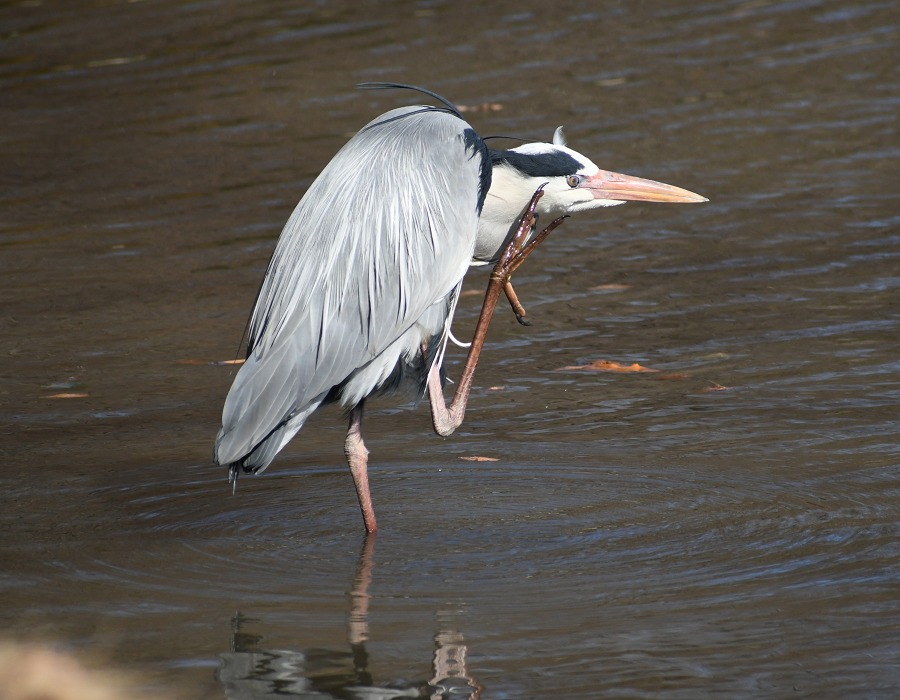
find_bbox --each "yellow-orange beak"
[584,169,707,203]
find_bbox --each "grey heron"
[214,84,706,532]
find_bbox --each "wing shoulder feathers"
[249,107,487,356]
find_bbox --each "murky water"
[2,0,898,697]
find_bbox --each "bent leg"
[429,186,567,437]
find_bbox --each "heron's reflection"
[218,535,481,699]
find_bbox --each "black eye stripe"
[490,149,582,178]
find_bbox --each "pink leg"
[345,403,377,533]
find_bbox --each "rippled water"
[1,1,898,698]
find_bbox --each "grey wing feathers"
[215,106,487,469]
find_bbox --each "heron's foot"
[492,185,568,286]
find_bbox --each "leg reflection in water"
[217,535,482,699]
[430,628,481,699]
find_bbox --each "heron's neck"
[480,165,547,233]
[473,165,547,265]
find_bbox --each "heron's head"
[473,127,706,264]
[488,126,707,219]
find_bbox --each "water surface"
[1,1,898,697]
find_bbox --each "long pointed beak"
[584,169,708,203]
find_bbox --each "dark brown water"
[2,1,898,698]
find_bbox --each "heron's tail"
[217,413,312,493]
[214,329,333,478]
[215,397,323,474]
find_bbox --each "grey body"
[215,106,488,471]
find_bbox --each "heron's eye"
[566,174,582,188]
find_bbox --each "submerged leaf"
[457,103,504,113]
[589,283,631,292]
[559,359,659,373]
[701,382,731,392]
[176,358,245,366]
[653,372,691,380]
